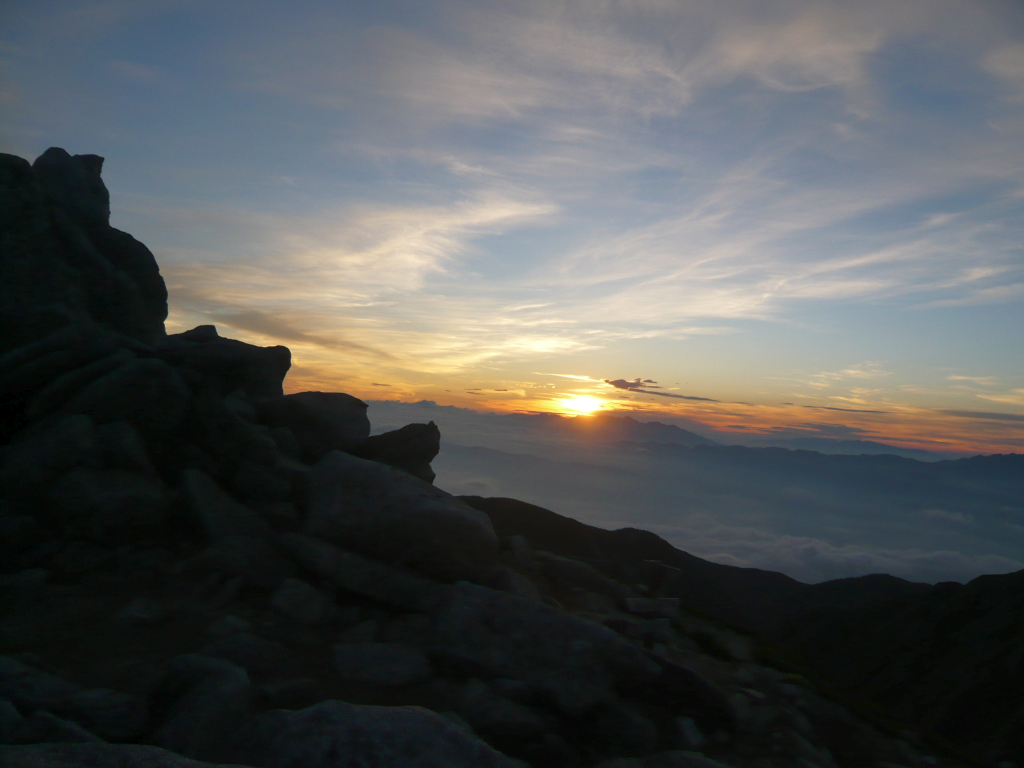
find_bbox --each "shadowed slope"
[459,495,931,635]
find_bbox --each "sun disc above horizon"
[558,395,604,415]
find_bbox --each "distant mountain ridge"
[737,437,960,461]
[617,439,1023,482]
[503,411,716,446]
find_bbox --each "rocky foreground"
[0,149,977,768]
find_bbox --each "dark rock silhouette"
[0,149,167,351]
[0,149,989,768]
[779,569,1024,764]
[353,420,441,483]
[254,391,369,461]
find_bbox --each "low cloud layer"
[368,400,1024,585]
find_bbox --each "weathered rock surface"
[158,326,289,399]
[181,469,273,543]
[305,451,500,582]
[47,467,168,542]
[0,657,80,714]
[353,421,441,483]
[431,582,661,715]
[278,533,443,611]
[0,657,146,743]
[333,643,433,687]
[255,391,369,462]
[458,678,548,737]
[269,578,336,625]
[226,700,518,768]
[15,710,103,745]
[152,655,253,760]
[57,357,190,445]
[198,633,298,681]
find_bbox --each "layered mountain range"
[0,149,1017,768]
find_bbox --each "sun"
[558,395,603,415]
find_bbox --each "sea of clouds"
[367,400,1024,585]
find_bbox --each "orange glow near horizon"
[556,395,604,415]
[274,354,1024,457]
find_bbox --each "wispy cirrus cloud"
[5,0,1022,451]
[976,390,1024,407]
[948,375,998,386]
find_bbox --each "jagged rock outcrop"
[352,420,441,483]
[0,149,167,352]
[0,150,975,768]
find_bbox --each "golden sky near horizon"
[5,0,1023,455]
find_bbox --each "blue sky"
[3,0,1024,453]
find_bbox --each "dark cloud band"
[604,378,718,402]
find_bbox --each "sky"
[3,0,1024,455]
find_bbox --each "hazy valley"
[367,400,1024,585]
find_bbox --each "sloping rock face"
[305,451,499,582]
[0,149,972,768]
[779,569,1024,764]
[430,582,660,715]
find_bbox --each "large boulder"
[51,688,148,743]
[254,392,369,463]
[199,633,298,681]
[180,469,273,542]
[157,326,290,399]
[152,655,253,761]
[304,451,499,583]
[0,416,96,503]
[332,643,433,687]
[177,390,292,501]
[268,578,337,625]
[0,656,147,743]
[0,327,129,442]
[0,656,79,713]
[353,421,441,484]
[278,534,442,612]
[226,700,518,768]
[430,582,662,716]
[178,470,292,589]
[57,357,190,446]
[46,468,168,542]
[458,678,548,737]
[11,709,102,744]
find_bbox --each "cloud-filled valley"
[367,400,1024,585]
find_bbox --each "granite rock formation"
[0,150,979,768]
